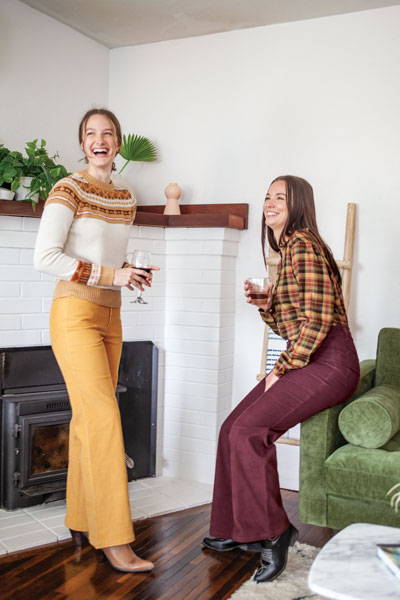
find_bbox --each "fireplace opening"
[31,422,69,475]
[0,342,158,510]
[18,410,71,490]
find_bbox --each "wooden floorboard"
[0,490,335,600]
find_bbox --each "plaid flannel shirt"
[260,229,348,377]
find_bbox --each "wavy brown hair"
[261,175,341,283]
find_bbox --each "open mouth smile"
[92,148,109,156]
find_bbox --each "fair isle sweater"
[34,170,137,307]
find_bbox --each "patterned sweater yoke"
[34,170,137,307]
[47,172,136,225]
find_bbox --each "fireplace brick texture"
[162,228,239,483]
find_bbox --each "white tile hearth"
[0,477,212,555]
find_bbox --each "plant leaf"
[119,134,157,163]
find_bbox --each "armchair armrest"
[299,359,376,526]
[352,359,376,399]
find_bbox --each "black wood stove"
[0,342,158,510]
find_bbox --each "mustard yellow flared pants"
[50,296,134,549]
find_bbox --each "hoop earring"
[112,161,116,171]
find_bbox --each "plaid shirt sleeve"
[259,309,281,336]
[273,237,335,377]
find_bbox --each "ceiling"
[20,0,400,48]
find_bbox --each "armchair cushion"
[325,432,400,502]
[338,385,400,448]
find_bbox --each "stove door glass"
[31,423,69,475]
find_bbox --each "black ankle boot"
[253,523,299,583]
[202,537,262,552]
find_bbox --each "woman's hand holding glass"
[113,249,160,304]
[243,277,274,311]
[113,265,154,291]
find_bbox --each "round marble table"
[308,522,400,599]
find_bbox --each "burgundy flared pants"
[210,325,359,543]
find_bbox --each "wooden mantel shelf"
[0,200,248,230]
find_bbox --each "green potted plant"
[28,162,69,203]
[0,145,23,200]
[0,139,69,207]
[0,146,16,199]
[118,134,157,173]
[14,139,53,201]
[14,139,69,208]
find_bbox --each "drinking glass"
[246,277,270,300]
[128,250,152,304]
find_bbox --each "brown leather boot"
[101,544,154,573]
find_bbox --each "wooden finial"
[164,183,182,215]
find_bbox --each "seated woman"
[203,175,360,583]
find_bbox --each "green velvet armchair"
[299,328,400,530]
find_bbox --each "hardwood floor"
[0,490,334,600]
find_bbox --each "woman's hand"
[113,266,159,290]
[244,279,274,311]
[264,370,280,392]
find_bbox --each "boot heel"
[70,529,84,549]
[289,526,299,546]
[96,549,107,563]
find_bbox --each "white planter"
[0,187,15,200]
[14,177,38,202]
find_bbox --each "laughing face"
[81,113,120,173]
[264,179,289,241]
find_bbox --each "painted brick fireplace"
[0,215,240,486]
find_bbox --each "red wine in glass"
[249,292,267,300]
[128,250,152,304]
[246,277,270,302]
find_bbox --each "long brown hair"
[261,175,341,283]
[78,108,122,170]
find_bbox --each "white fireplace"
[0,215,240,485]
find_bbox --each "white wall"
[109,6,400,409]
[0,0,109,171]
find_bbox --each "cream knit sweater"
[34,170,136,307]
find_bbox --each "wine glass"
[128,250,152,304]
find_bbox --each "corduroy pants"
[50,296,134,549]
[210,325,359,543]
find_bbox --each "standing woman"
[203,175,360,583]
[34,108,155,573]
